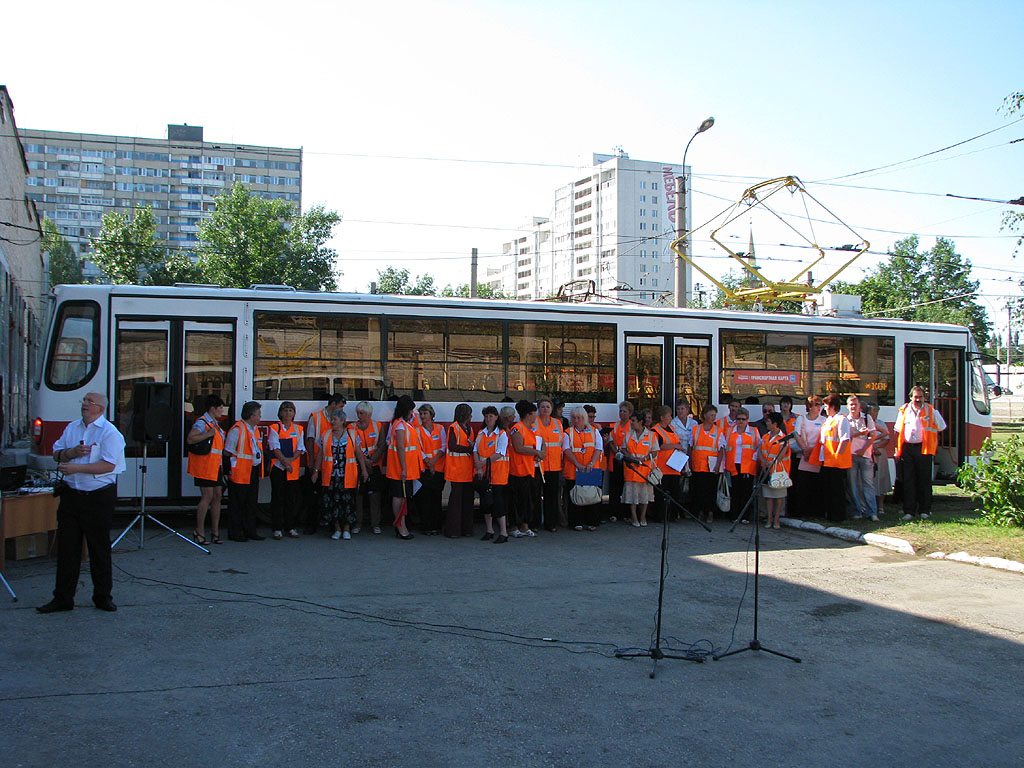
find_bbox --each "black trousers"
[900,443,934,516]
[228,468,261,539]
[445,481,474,537]
[53,484,115,606]
[270,467,303,532]
[821,466,849,522]
[654,474,682,522]
[509,472,539,529]
[792,468,823,518]
[489,483,508,520]
[730,472,755,522]
[691,471,718,519]
[607,460,625,520]
[566,480,600,528]
[415,469,445,532]
[303,473,322,531]
[542,470,561,530]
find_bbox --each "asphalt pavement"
[2,515,1022,768]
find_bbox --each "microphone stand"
[616,453,711,676]
[715,435,801,663]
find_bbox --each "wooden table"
[1,493,59,574]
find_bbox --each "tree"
[1002,91,1024,257]
[90,205,165,284]
[375,267,436,295]
[831,236,990,345]
[197,183,341,290]
[42,217,83,287]
[441,282,508,299]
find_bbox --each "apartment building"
[20,124,302,275]
[489,151,685,305]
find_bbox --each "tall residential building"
[0,86,45,447]
[489,151,686,305]
[20,124,302,275]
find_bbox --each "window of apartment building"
[652,224,659,232]
[652,279,659,287]
[640,278,647,286]
[652,196,658,204]
[652,209,658,217]
[639,222,646,230]
[576,255,589,264]
[517,270,532,279]
[640,181,647,189]
[639,209,646,216]
[640,195,646,203]
[640,250,646,258]
[652,182,659,190]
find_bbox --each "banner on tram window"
[733,371,800,386]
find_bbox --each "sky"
[3,0,1021,336]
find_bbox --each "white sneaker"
[351,528,361,535]
[372,527,382,535]
[524,529,536,537]
[343,531,351,540]
[330,531,342,540]
[631,521,641,528]
[512,530,525,538]
[640,521,647,527]
[919,513,929,520]
[869,515,880,522]
[901,514,913,522]
[609,516,617,522]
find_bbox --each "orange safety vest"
[821,415,852,469]
[418,422,446,474]
[476,429,509,486]
[307,408,333,448]
[717,415,736,441]
[894,403,940,457]
[653,425,681,476]
[318,428,359,488]
[623,429,654,482]
[760,432,791,474]
[187,414,225,482]
[783,415,797,435]
[690,423,721,473]
[607,420,631,471]
[386,418,423,481]
[563,426,598,481]
[536,417,564,473]
[227,420,264,484]
[726,428,758,476]
[352,419,382,467]
[509,421,538,478]
[269,422,304,481]
[444,422,475,483]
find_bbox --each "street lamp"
[674,116,715,308]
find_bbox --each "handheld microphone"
[779,431,798,442]
[618,453,642,466]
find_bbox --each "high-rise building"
[488,151,686,305]
[20,125,302,276]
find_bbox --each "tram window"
[970,358,990,415]
[720,331,809,400]
[256,312,383,398]
[812,336,895,405]
[508,321,615,403]
[45,301,99,391]
[116,328,168,459]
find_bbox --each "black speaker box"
[132,382,173,442]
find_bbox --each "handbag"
[769,470,793,489]
[187,434,214,455]
[716,473,731,512]
[648,465,663,485]
[570,484,602,506]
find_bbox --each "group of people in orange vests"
[183,386,945,544]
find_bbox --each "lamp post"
[674,116,715,308]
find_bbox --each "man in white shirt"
[895,386,948,520]
[38,392,126,614]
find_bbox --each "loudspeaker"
[132,382,173,442]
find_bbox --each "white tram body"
[32,284,991,504]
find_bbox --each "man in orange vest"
[895,386,947,521]
[225,400,265,542]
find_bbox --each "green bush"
[958,436,1024,527]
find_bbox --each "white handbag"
[769,470,793,489]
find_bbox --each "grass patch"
[797,484,1024,562]
[989,424,1021,446]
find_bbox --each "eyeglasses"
[81,398,102,407]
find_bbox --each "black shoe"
[545,526,557,533]
[93,599,117,612]
[480,531,494,541]
[37,600,73,614]
[395,530,414,540]
[247,534,265,541]
[493,535,508,544]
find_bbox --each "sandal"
[211,532,223,545]
[192,530,209,545]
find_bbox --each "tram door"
[906,345,963,475]
[626,336,711,416]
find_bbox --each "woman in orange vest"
[652,405,685,523]
[689,403,725,524]
[819,393,852,522]
[444,403,476,538]
[386,395,420,540]
[311,412,362,540]
[536,397,565,532]
[605,400,634,523]
[759,412,791,529]
[186,394,227,545]
[224,400,265,542]
[622,410,658,527]
[474,405,510,543]
[792,395,825,519]
[267,401,305,540]
[351,401,385,536]
[416,403,446,535]
[725,408,758,524]
[563,406,602,531]
[509,399,544,537]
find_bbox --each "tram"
[32,284,991,504]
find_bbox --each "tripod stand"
[112,442,209,554]
[1,569,16,601]
[616,456,712,676]
[714,438,800,663]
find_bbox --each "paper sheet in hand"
[707,456,718,472]
[535,435,544,450]
[666,451,689,472]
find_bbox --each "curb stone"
[781,517,1024,575]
